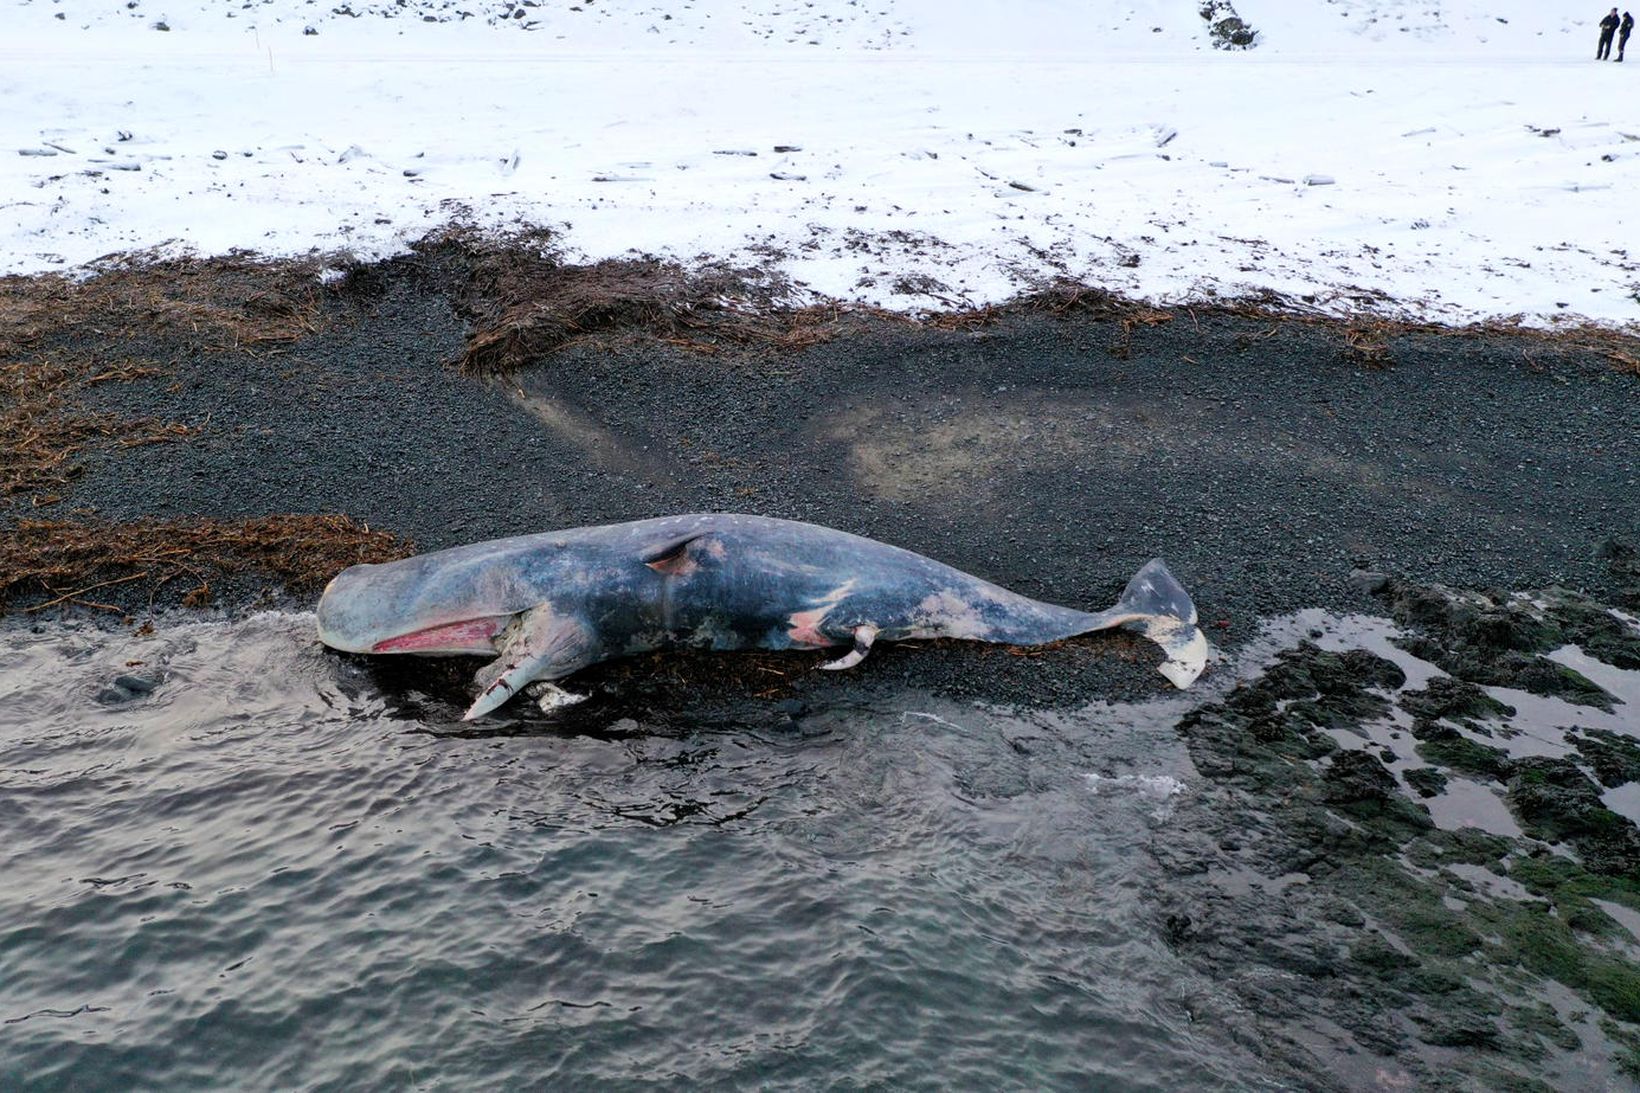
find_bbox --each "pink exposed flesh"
[372,616,507,653]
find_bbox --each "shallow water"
[6,608,1638,1090]
[0,613,1269,1091]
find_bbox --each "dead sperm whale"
[315,513,1208,720]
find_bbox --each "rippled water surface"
[1,614,1265,1090]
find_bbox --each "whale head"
[315,546,538,656]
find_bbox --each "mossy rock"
[1387,584,1562,654]
[1324,749,1396,803]
[1397,904,1486,959]
[1403,765,1449,798]
[1424,826,1514,867]
[1412,987,1504,1047]
[1507,850,1640,915]
[1545,596,1640,671]
[1177,641,1400,777]
[1507,757,1640,875]
[1571,727,1640,789]
[1394,636,1615,711]
[1399,675,1515,725]
[1405,964,1466,995]
[1494,900,1589,985]
[1508,1000,1583,1052]
[1352,933,1420,976]
[1414,727,1514,781]
[1384,582,1617,711]
[1586,957,1640,1023]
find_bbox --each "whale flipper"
[819,624,879,671]
[464,604,594,720]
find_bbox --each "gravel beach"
[4,252,1640,1089]
[13,253,1635,631]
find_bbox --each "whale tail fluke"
[1111,558,1209,689]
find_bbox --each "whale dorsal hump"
[641,532,711,577]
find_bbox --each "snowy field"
[2,0,1637,326]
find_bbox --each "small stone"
[114,673,158,695]
[1349,569,1391,595]
[95,673,162,705]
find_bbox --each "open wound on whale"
[787,580,856,647]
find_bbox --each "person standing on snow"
[1598,7,1620,58]
[1619,11,1635,60]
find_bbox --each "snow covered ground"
[3,0,1637,326]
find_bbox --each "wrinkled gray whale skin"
[316,513,1208,720]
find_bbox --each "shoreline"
[3,241,1636,628]
[5,241,1640,1087]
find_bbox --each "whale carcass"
[316,513,1209,719]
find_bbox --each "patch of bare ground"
[2,239,1635,612]
[0,515,412,616]
[0,253,409,612]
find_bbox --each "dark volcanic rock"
[1507,757,1640,876]
[1378,582,1619,711]
[1402,766,1449,799]
[1323,749,1397,804]
[1398,675,1515,726]
[95,672,163,704]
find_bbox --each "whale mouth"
[371,615,510,654]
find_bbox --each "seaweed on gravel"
[0,515,411,615]
[0,350,195,503]
[389,230,861,373]
[0,250,326,358]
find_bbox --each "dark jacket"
[1622,13,1635,37]
[1601,12,1621,33]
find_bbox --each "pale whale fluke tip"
[1157,627,1210,689]
[1114,558,1208,690]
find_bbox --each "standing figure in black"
[1599,7,1620,58]
[1619,11,1635,60]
